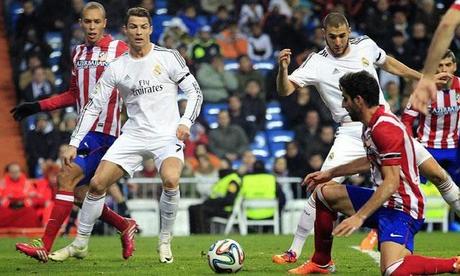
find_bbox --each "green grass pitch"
[0,232,458,275]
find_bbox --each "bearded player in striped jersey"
[13,2,137,262]
[52,7,202,264]
[304,71,460,276]
[273,12,460,274]
[402,49,460,185]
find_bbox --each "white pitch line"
[350,246,380,264]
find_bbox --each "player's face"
[125,16,153,50]
[437,57,457,76]
[324,24,350,57]
[80,8,106,45]
[341,89,361,121]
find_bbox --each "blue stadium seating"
[151,15,173,43]
[202,103,228,129]
[250,131,269,158]
[266,130,294,157]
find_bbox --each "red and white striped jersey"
[71,35,127,136]
[363,106,425,220]
[401,76,460,149]
[452,0,460,10]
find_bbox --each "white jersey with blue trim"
[288,36,389,123]
[70,44,203,147]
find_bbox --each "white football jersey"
[288,36,388,123]
[70,44,203,147]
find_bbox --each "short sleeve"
[166,50,191,83]
[372,122,404,166]
[288,53,318,87]
[368,38,387,66]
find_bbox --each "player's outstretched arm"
[276,49,297,97]
[411,7,460,114]
[380,56,422,81]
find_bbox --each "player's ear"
[103,18,107,28]
[149,25,153,35]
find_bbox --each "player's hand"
[433,72,453,85]
[332,214,364,237]
[303,170,333,192]
[278,49,292,71]
[61,145,77,167]
[176,124,190,141]
[10,101,41,121]
[410,76,437,115]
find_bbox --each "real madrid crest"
[328,152,334,160]
[153,64,162,75]
[361,57,369,67]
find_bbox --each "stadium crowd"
[1,0,459,231]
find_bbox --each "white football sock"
[159,188,180,242]
[73,192,105,248]
[288,195,316,256]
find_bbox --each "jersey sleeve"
[177,73,203,128]
[166,49,191,83]
[451,0,460,10]
[367,38,387,66]
[69,63,118,147]
[372,122,404,166]
[401,104,419,137]
[288,53,318,87]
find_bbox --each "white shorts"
[102,134,184,177]
[321,122,433,183]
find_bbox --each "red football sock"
[391,255,456,275]
[42,191,74,252]
[100,204,128,232]
[311,198,337,266]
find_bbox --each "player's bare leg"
[158,157,183,264]
[419,157,460,216]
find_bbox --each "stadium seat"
[253,59,276,76]
[281,199,305,234]
[250,131,269,158]
[45,32,63,51]
[202,103,228,129]
[126,199,159,236]
[210,195,245,235]
[7,0,23,31]
[265,113,285,130]
[240,199,280,235]
[223,59,239,71]
[266,100,281,115]
[266,130,294,157]
[420,182,449,232]
[151,15,173,43]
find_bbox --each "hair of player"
[124,7,152,26]
[322,12,349,29]
[82,2,106,18]
[339,71,380,107]
[442,49,456,63]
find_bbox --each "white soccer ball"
[207,239,245,273]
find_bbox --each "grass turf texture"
[1,232,459,275]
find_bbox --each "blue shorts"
[346,185,424,252]
[74,131,117,186]
[424,147,459,184]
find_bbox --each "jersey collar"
[368,105,385,128]
[88,34,113,47]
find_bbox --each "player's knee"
[89,176,109,195]
[57,171,77,191]
[163,175,180,189]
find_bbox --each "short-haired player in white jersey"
[53,7,203,264]
[273,12,460,274]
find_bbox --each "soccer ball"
[207,239,244,273]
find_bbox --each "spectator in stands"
[21,66,55,102]
[247,23,273,62]
[58,111,78,145]
[277,9,311,57]
[137,0,155,16]
[234,54,265,98]
[33,161,59,224]
[209,110,249,161]
[317,125,335,160]
[179,4,202,37]
[364,0,393,49]
[228,95,248,130]
[408,22,430,70]
[13,27,52,74]
[280,86,319,128]
[197,54,238,102]
[268,0,293,18]
[216,20,248,59]
[241,79,266,141]
[177,43,196,73]
[262,4,288,51]
[238,0,264,35]
[284,141,307,198]
[159,17,192,49]
[0,163,41,227]
[186,143,221,173]
[191,25,221,64]
[241,160,286,220]
[384,81,400,114]
[272,156,293,201]
[130,159,159,199]
[25,113,59,177]
[210,5,233,34]
[237,150,257,175]
[18,54,55,92]
[15,0,43,42]
[294,109,321,155]
[309,27,326,51]
[414,0,441,37]
[194,155,219,197]
[393,9,409,38]
[387,31,412,67]
[188,158,241,234]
